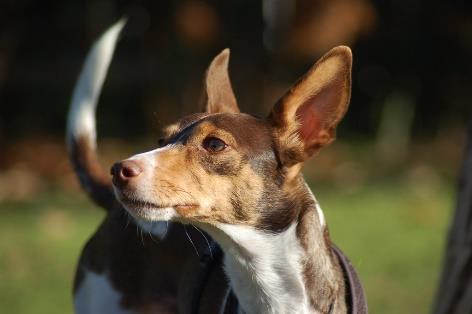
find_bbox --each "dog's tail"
[66,19,125,210]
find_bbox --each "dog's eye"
[158,138,165,147]
[202,137,227,153]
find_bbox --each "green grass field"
[0,178,454,313]
[320,180,452,313]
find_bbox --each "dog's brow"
[162,123,180,137]
[164,117,208,145]
[162,113,210,138]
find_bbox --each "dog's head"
[111,47,352,232]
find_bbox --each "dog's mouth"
[115,191,197,221]
[125,198,197,210]
[122,197,166,209]
[123,197,196,210]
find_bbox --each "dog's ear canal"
[268,46,352,166]
[202,49,240,114]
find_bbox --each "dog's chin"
[126,203,178,222]
[112,188,196,222]
[118,197,178,222]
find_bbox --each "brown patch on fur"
[254,176,301,232]
[68,136,115,210]
[296,202,347,313]
[230,191,250,222]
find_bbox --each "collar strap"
[188,241,224,314]
[332,245,368,314]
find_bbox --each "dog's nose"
[111,160,143,187]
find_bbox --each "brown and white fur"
[67,20,212,313]
[111,42,355,313]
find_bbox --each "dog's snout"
[111,160,143,187]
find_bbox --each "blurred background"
[0,0,471,313]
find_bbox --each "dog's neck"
[201,182,346,314]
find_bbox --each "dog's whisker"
[140,227,145,247]
[192,224,213,259]
[148,231,158,244]
[148,222,159,244]
[171,187,192,197]
[184,225,199,257]
[135,223,145,247]
[157,182,192,197]
[124,213,132,229]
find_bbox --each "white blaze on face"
[128,147,160,168]
[127,145,176,180]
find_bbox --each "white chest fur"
[74,269,132,314]
[214,223,312,314]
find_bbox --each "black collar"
[332,245,368,314]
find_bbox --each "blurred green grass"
[0,192,104,314]
[0,178,453,313]
[318,179,452,313]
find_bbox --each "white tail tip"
[67,18,126,146]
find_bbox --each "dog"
[109,30,367,314]
[67,20,219,314]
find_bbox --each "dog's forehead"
[162,113,209,137]
[202,113,274,151]
[164,113,274,151]
[207,113,270,135]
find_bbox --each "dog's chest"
[74,268,132,314]
[216,223,311,314]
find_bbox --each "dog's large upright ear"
[268,46,352,166]
[203,49,240,114]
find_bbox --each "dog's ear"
[268,46,352,166]
[203,49,240,114]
